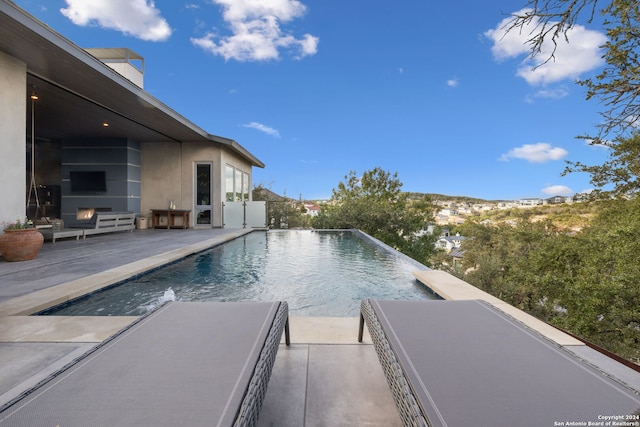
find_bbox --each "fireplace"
[77,207,112,220]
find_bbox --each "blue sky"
[15,0,611,201]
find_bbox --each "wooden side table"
[151,209,191,229]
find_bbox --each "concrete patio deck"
[1,228,639,426]
[0,228,402,426]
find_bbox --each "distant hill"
[252,187,290,202]
[257,188,505,204]
[406,193,505,204]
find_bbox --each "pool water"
[44,230,438,317]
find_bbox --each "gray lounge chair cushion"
[0,301,288,426]
[362,299,640,427]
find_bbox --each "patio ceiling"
[0,1,264,166]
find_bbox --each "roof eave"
[208,134,265,168]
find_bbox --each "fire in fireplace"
[77,207,112,220]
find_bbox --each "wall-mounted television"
[70,171,107,192]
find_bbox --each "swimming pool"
[43,230,438,317]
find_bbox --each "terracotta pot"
[0,228,44,262]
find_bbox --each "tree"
[563,132,640,197]
[253,184,309,229]
[456,202,640,362]
[509,1,640,197]
[312,167,437,265]
[458,219,565,320]
[509,0,640,139]
[554,198,640,361]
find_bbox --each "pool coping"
[0,230,589,348]
[413,270,584,347]
[0,228,255,317]
[0,229,258,346]
[0,229,379,346]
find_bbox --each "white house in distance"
[435,234,466,252]
[0,1,264,230]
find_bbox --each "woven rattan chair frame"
[359,299,429,427]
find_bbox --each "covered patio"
[0,0,264,231]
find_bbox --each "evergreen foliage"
[451,199,640,362]
[253,184,309,229]
[312,167,438,266]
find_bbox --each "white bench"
[81,212,135,238]
[39,228,84,244]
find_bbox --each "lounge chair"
[0,301,290,426]
[359,299,640,427]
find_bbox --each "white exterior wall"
[140,141,253,228]
[104,62,143,88]
[0,51,27,227]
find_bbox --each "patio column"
[0,51,27,226]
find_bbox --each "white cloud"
[499,142,568,163]
[191,0,318,61]
[243,122,281,138]
[60,0,172,41]
[542,185,573,196]
[446,78,459,88]
[524,86,570,103]
[485,9,606,85]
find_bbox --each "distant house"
[519,198,543,207]
[436,234,466,252]
[450,247,465,268]
[498,202,518,209]
[438,208,458,217]
[303,203,321,217]
[572,192,591,202]
[545,196,567,205]
[473,204,494,212]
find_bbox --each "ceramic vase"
[0,228,44,262]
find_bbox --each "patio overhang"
[0,0,264,168]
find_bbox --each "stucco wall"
[0,51,27,227]
[140,142,182,219]
[61,138,141,226]
[140,141,254,228]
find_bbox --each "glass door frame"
[194,162,213,226]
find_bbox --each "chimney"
[85,48,144,88]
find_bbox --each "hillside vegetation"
[473,202,598,232]
[437,198,640,363]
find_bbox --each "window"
[225,165,234,202]
[243,172,250,202]
[225,165,251,202]
[235,169,242,201]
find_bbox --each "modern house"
[0,1,264,230]
[518,197,543,207]
[435,234,466,252]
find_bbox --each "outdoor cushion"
[359,299,640,427]
[0,301,289,427]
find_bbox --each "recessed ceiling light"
[102,122,110,127]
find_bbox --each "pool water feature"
[43,230,438,317]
